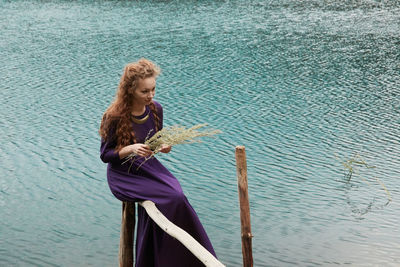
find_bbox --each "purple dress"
[100,101,216,267]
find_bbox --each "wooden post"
[119,202,135,267]
[235,146,253,267]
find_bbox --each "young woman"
[99,59,216,266]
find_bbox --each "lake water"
[1,0,399,266]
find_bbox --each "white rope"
[139,200,225,267]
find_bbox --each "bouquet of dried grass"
[123,123,221,170]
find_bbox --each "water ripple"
[1,0,400,266]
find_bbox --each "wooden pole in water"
[235,146,253,267]
[119,201,135,267]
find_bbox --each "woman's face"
[133,76,156,106]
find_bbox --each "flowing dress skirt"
[107,158,216,266]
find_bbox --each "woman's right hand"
[129,143,152,157]
[119,143,152,159]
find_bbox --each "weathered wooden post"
[235,146,253,267]
[119,201,135,267]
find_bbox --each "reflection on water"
[336,153,392,218]
[1,0,399,266]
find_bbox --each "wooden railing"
[140,200,225,267]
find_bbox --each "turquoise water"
[1,0,399,266]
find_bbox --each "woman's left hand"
[159,144,172,153]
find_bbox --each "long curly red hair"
[99,58,161,151]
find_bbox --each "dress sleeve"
[99,121,121,164]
